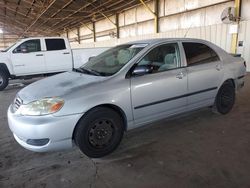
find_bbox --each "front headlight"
[18,97,64,116]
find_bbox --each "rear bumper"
[236,75,245,90]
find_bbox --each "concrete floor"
[0,75,250,188]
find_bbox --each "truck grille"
[12,96,23,112]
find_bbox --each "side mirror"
[20,45,28,53]
[132,65,151,76]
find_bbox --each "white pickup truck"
[0,37,108,90]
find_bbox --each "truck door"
[11,39,46,76]
[44,38,72,73]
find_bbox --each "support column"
[66,30,69,39]
[77,27,80,44]
[139,0,159,33]
[154,0,159,33]
[93,22,96,42]
[116,13,120,38]
[231,0,242,54]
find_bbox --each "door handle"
[15,64,25,67]
[176,72,184,79]
[63,52,70,54]
[36,54,43,56]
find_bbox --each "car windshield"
[80,43,148,76]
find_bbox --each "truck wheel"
[214,81,235,114]
[74,107,124,158]
[0,70,9,91]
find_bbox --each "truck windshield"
[80,44,148,76]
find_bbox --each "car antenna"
[184,22,193,38]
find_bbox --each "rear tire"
[214,81,235,114]
[74,107,124,158]
[0,70,9,91]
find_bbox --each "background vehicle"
[0,37,108,90]
[8,38,246,158]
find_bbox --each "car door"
[11,39,46,75]
[44,38,72,73]
[182,42,223,109]
[130,43,188,126]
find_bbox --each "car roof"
[21,36,66,41]
[124,38,209,45]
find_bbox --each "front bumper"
[8,106,83,152]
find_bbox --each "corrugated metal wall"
[238,20,250,71]
[65,0,250,71]
[67,0,235,46]
[70,20,250,71]
[70,22,232,53]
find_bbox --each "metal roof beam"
[43,1,97,32]
[20,0,57,37]
[35,0,74,29]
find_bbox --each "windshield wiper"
[73,67,101,76]
[81,67,101,76]
[72,68,85,73]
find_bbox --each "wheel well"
[0,63,10,77]
[72,104,128,142]
[96,104,127,131]
[223,79,235,88]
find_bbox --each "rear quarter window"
[45,39,66,51]
[183,42,220,66]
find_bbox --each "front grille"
[12,96,23,112]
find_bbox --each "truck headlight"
[19,98,64,116]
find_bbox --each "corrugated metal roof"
[0,0,142,37]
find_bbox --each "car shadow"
[93,108,219,163]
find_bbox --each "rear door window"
[182,42,220,66]
[45,39,66,51]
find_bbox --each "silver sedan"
[8,38,246,158]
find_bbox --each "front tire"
[0,70,9,91]
[214,81,235,114]
[74,107,124,158]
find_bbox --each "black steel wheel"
[0,70,8,91]
[214,81,235,114]
[88,119,115,148]
[74,107,124,158]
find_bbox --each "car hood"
[18,71,107,104]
